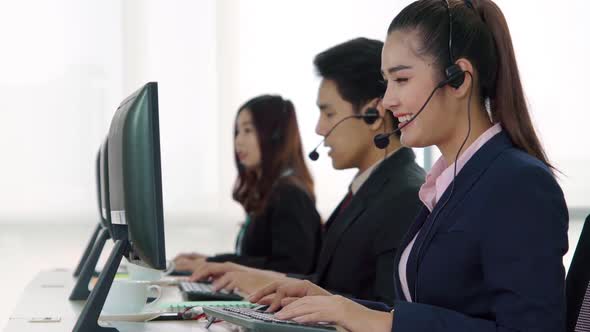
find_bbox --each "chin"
[400,132,422,148]
[241,161,256,170]
[330,158,352,170]
[330,158,343,170]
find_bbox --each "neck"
[437,106,492,166]
[357,138,402,173]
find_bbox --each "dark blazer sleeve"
[208,182,321,274]
[392,164,568,332]
[372,187,422,304]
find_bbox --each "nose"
[234,131,243,148]
[315,116,328,137]
[382,85,400,114]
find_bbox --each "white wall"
[0,0,123,223]
[502,0,590,208]
[0,0,588,226]
[120,0,227,223]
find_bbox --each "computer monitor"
[107,81,165,268]
[73,82,166,332]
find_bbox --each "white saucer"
[99,311,163,322]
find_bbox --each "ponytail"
[475,0,553,170]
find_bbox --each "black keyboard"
[203,306,337,332]
[178,281,243,301]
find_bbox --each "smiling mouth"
[397,113,414,124]
[394,113,416,129]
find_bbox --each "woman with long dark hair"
[175,95,322,275]
[248,1,569,331]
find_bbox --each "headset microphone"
[308,108,380,161]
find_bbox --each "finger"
[247,282,279,303]
[189,265,210,282]
[280,297,299,307]
[256,294,274,305]
[275,298,314,320]
[195,262,228,280]
[189,264,214,282]
[226,280,239,293]
[279,297,310,314]
[267,287,288,313]
[212,274,231,291]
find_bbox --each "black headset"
[443,0,466,90]
[411,0,475,303]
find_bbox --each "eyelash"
[380,78,408,87]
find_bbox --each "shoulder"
[485,147,559,193]
[269,176,314,204]
[378,160,425,201]
[379,149,426,193]
[475,148,567,237]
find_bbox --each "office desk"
[4,269,242,332]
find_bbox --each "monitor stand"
[73,223,102,277]
[73,238,129,332]
[69,228,110,300]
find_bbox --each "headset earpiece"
[362,108,380,124]
[444,64,466,89]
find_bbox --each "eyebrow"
[381,65,413,76]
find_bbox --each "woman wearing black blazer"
[248,1,568,331]
[175,95,322,275]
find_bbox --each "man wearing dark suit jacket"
[191,38,425,305]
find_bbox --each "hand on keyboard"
[222,307,332,328]
[274,295,393,332]
[189,262,247,282]
[211,270,288,295]
[248,279,331,313]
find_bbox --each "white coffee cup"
[126,261,175,282]
[102,280,162,314]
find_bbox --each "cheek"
[331,126,368,163]
[402,102,449,147]
[249,139,261,160]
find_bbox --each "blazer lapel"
[393,206,429,301]
[314,193,368,279]
[405,132,513,301]
[315,148,415,281]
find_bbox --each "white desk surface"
[4,269,243,332]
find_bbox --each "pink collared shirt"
[398,123,502,302]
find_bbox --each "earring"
[484,97,493,122]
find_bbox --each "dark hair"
[388,0,553,169]
[232,95,315,216]
[314,37,399,135]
